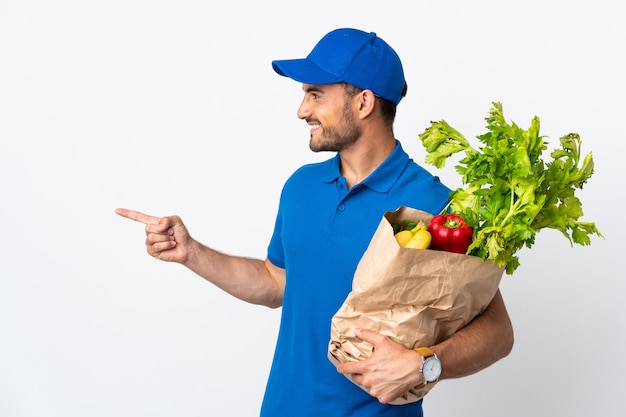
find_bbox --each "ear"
[356,89,377,119]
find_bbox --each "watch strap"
[414,347,436,358]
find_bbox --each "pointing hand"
[115,208,192,263]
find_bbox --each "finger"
[146,230,174,245]
[148,239,177,258]
[115,208,160,225]
[354,328,385,347]
[337,361,359,375]
[350,373,364,386]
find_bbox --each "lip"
[308,122,321,135]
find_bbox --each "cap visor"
[272,58,341,85]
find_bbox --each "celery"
[418,102,603,274]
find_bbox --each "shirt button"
[338,204,346,211]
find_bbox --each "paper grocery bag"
[328,206,505,404]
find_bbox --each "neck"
[339,133,396,189]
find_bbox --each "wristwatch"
[415,347,442,385]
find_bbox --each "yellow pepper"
[394,222,432,249]
[394,230,415,247]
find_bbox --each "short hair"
[341,82,408,127]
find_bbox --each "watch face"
[423,357,442,381]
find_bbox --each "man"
[116,28,513,416]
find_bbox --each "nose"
[297,96,310,120]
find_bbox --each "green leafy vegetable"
[418,102,603,274]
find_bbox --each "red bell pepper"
[428,214,473,254]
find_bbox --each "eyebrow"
[303,85,325,94]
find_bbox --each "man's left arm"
[336,289,514,403]
[431,288,514,379]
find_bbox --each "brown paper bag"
[328,206,505,404]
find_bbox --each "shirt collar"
[321,140,409,192]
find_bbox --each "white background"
[1,1,624,416]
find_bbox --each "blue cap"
[272,28,406,104]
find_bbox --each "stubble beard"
[309,102,361,153]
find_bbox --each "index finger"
[115,208,160,225]
[353,328,384,347]
[336,358,364,375]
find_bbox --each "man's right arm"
[184,242,285,308]
[115,208,285,308]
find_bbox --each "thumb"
[156,216,173,232]
[154,215,183,232]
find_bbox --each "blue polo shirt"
[261,140,451,417]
